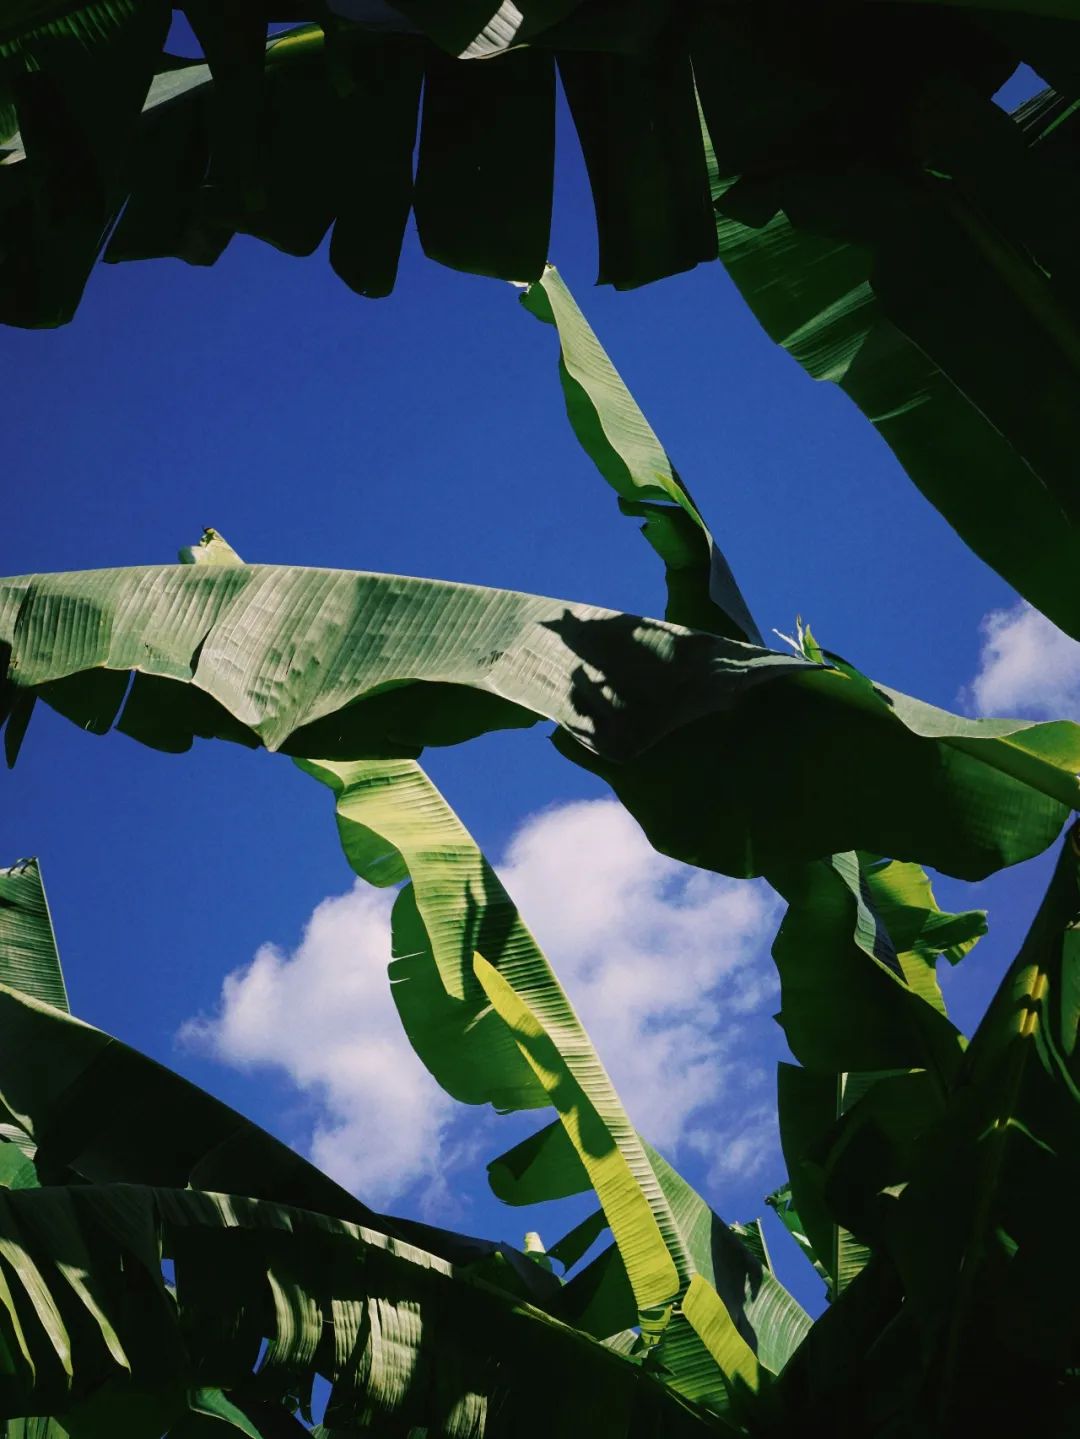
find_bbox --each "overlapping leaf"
[0,3,715,324]
[0,868,559,1295]
[515,270,988,1091]
[0,868,732,1433]
[521,267,1024,1389]
[486,1119,810,1378]
[869,829,1080,1433]
[768,851,987,1300]
[765,832,1080,1435]
[698,34,1080,638]
[300,755,797,1408]
[3,0,1078,371]
[768,851,983,1079]
[0,1183,731,1438]
[300,744,800,1414]
[3,562,1079,880]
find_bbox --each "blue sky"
[2,56,1074,1317]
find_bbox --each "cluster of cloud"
[181,798,780,1210]
[968,601,1080,719]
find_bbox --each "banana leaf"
[768,851,986,1078]
[0,868,560,1298]
[0,860,736,1432]
[519,264,761,645]
[0,860,67,1015]
[764,1186,831,1295]
[296,757,685,1348]
[698,27,1080,638]
[3,561,1079,881]
[519,276,1008,1352]
[0,1183,732,1438]
[300,755,798,1410]
[517,271,988,1072]
[764,830,1080,1436]
[0,0,171,326]
[487,1117,812,1375]
[869,827,1080,1433]
[4,1,1079,344]
[770,852,986,1296]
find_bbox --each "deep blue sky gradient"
[0,58,1053,1314]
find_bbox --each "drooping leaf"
[862,855,986,1016]
[520,264,762,644]
[299,755,549,1113]
[557,35,716,288]
[324,27,424,300]
[0,981,555,1302]
[300,752,695,1350]
[415,45,553,282]
[3,0,1075,371]
[644,1145,811,1378]
[476,954,681,1339]
[487,1116,811,1403]
[3,561,1079,881]
[697,30,1080,640]
[0,0,171,326]
[0,1184,732,1437]
[301,750,808,1397]
[524,262,983,1322]
[523,221,1006,1346]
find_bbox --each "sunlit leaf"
[3,562,1078,882]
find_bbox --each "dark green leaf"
[0,859,67,1013]
[696,20,1080,639]
[415,46,553,282]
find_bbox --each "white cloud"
[182,799,779,1208]
[969,601,1080,718]
[179,884,458,1209]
